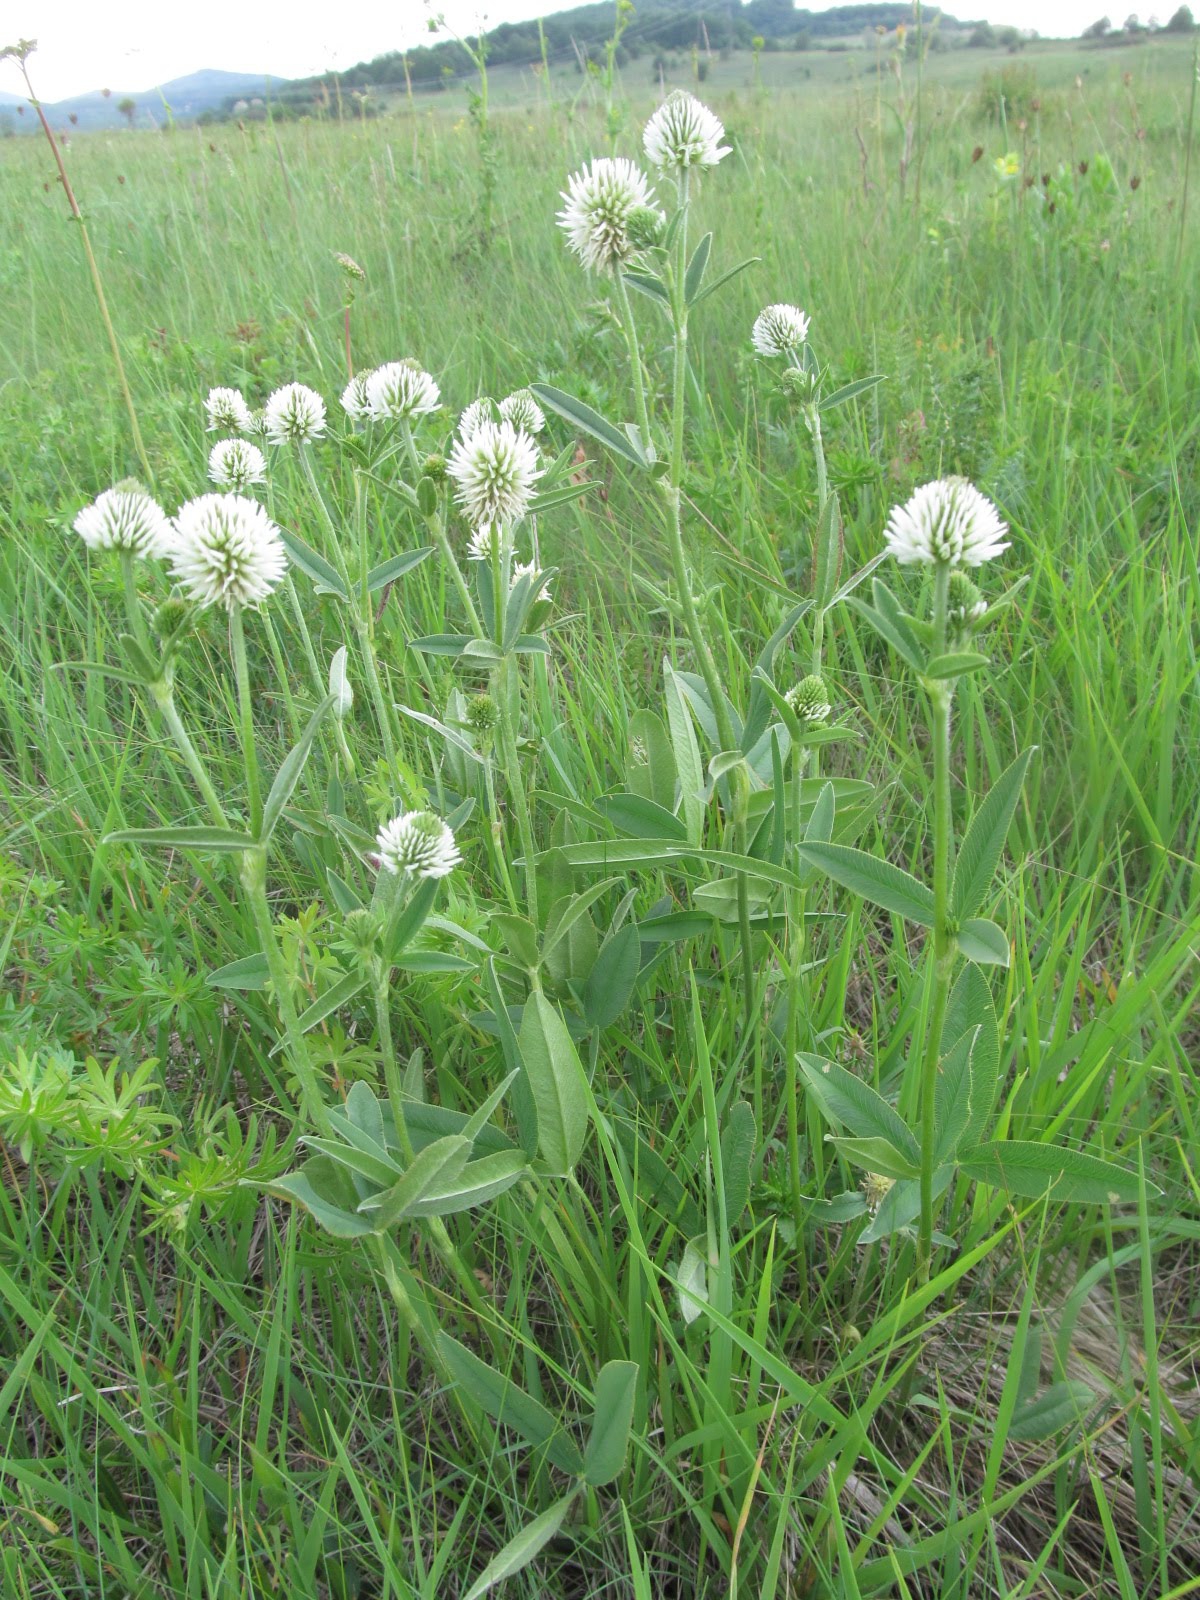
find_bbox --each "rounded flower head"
[205,386,253,433]
[73,483,172,558]
[376,809,461,880]
[883,478,1009,568]
[752,303,811,358]
[448,419,542,530]
[499,389,545,435]
[169,493,288,609]
[208,438,267,492]
[948,570,987,627]
[340,370,375,421]
[263,383,327,445]
[786,673,832,723]
[558,157,660,275]
[459,398,495,441]
[643,91,730,173]
[366,360,441,424]
[466,523,513,563]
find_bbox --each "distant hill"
[281,0,975,108]
[0,69,280,133]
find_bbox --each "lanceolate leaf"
[683,230,712,303]
[952,746,1035,920]
[797,1055,920,1164]
[796,841,934,926]
[958,1140,1156,1204]
[277,527,349,601]
[826,1135,921,1183]
[366,546,434,591]
[461,1492,580,1600]
[934,1026,979,1164]
[530,383,647,468]
[583,1360,639,1486]
[261,693,335,843]
[363,1135,471,1228]
[517,990,589,1174]
[941,964,1000,1149]
[438,1333,585,1476]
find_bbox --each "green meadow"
[1,29,1199,1600]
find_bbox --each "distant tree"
[117,96,136,127]
[1124,10,1144,26]
[1082,13,1112,33]
[1163,3,1195,26]
[968,20,996,44]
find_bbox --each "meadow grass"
[1,32,1199,1600]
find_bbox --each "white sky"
[6,0,1129,103]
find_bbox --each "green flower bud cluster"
[786,673,832,723]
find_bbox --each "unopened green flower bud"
[781,367,818,402]
[153,596,193,642]
[947,570,987,629]
[340,908,379,962]
[466,693,499,736]
[423,453,448,482]
[786,673,832,723]
[626,205,666,251]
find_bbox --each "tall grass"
[1,36,1198,1600]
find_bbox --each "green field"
[1,28,1199,1600]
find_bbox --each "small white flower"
[169,493,288,608]
[459,398,495,441]
[448,419,542,530]
[884,478,1010,568]
[263,383,327,445]
[340,370,375,421]
[376,810,461,880]
[557,157,660,275]
[643,91,730,173]
[365,360,440,424]
[752,303,810,358]
[466,523,513,562]
[499,389,545,435]
[208,438,267,492]
[511,560,552,603]
[205,387,253,433]
[73,485,172,558]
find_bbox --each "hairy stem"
[916,562,955,1284]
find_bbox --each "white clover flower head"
[263,383,327,445]
[884,477,1010,568]
[785,673,832,723]
[466,522,514,563]
[208,438,267,492]
[448,419,542,530]
[340,370,375,421]
[752,303,811,358]
[499,389,545,435]
[459,397,495,441]
[376,809,461,880]
[169,493,288,609]
[365,360,441,424]
[511,560,552,603]
[246,409,269,440]
[73,484,172,558]
[205,386,253,433]
[643,91,730,173]
[557,157,661,275]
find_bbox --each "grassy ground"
[1,31,1199,1600]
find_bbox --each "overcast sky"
[6,0,1137,103]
